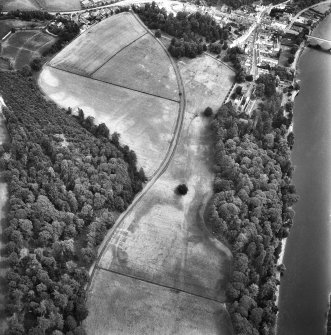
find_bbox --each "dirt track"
[85,15,235,335]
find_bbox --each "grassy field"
[0,19,43,39]
[49,13,179,101]
[4,30,35,46]
[50,13,147,76]
[2,0,39,11]
[2,0,81,11]
[97,55,234,300]
[85,269,233,335]
[39,66,179,177]
[1,30,55,69]
[86,55,235,334]
[93,33,178,100]
[40,13,181,176]
[38,0,81,11]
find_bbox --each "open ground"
[2,0,39,11]
[49,13,178,100]
[1,30,56,69]
[2,0,81,11]
[84,55,235,334]
[0,19,44,39]
[40,11,235,334]
[39,12,180,177]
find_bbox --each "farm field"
[2,0,39,11]
[85,55,235,334]
[50,13,147,77]
[86,270,233,335]
[92,33,178,100]
[39,66,179,177]
[49,12,179,100]
[1,30,55,69]
[40,12,180,177]
[2,0,81,11]
[0,19,43,39]
[37,0,81,11]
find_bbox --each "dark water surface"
[277,15,331,335]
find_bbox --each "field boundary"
[47,64,180,103]
[98,266,225,304]
[90,31,148,76]
[86,12,187,301]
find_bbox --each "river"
[277,14,331,335]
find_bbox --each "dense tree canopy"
[0,72,146,334]
[134,2,228,58]
[208,97,296,334]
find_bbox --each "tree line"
[203,0,285,10]
[133,2,229,58]
[0,10,53,21]
[0,71,146,335]
[208,74,297,334]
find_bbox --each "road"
[285,0,331,33]
[86,11,187,292]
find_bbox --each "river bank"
[277,10,331,335]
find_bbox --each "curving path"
[84,15,235,334]
[86,12,187,290]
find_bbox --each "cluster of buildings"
[256,31,280,70]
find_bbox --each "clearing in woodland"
[85,55,235,334]
[40,12,180,177]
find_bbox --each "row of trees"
[134,2,229,58]
[1,10,53,21]
[208,75,297,334]
[203,0,285,9]
[0,71,146,334]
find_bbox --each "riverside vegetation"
[208,74,297,335]
[0,71,146,335]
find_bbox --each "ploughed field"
[40,12,180,177]
[2,0,81,11]
[1,30,55,69]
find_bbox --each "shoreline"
[275,3,331,334]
